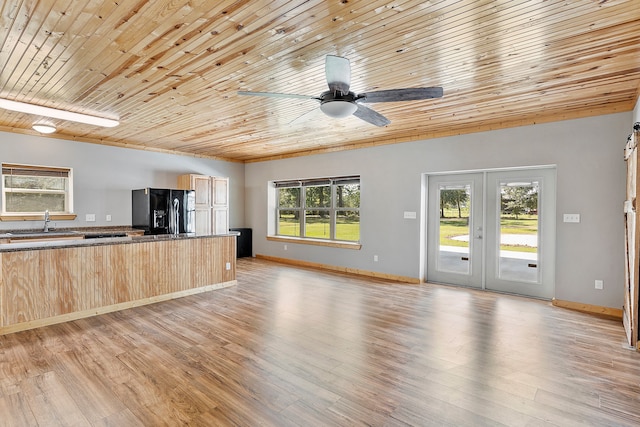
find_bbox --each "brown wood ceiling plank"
[0,1,638,161]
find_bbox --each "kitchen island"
[0,232,236,335]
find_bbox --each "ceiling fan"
[238,55,443,127]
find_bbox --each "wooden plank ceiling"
[0,0,639,162]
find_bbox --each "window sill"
[0,213,77,221]
[267,235,361,250]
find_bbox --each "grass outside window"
[275,177,360,243]
[440,207,538,252]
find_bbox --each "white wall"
[246,112,632,309]
[0,131,245,230]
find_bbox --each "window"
[2,163,74,218]
[275,176,360,242]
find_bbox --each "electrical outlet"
[374,255,379,262]
[86,214,96,222]
[595,279,603,290]
[106,214,112,222]
[284,244,288,251]
[225,262,231,271]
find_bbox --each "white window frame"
[1,163,75,221]
[273,176,360,244]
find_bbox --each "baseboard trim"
[255,254,420,284]
[552,298,623,320]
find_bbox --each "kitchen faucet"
[43,210,50,232]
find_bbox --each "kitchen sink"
[7,230,82,239]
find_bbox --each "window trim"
[1,163,77,221]
[272,175,361,245]
[267,235,362,250]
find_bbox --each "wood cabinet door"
[192,175,212,207]
[194,207,212,235]
[213,208,228,235]
[212,177,228,206]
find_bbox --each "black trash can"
[230,228,252,258]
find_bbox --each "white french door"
[426,168,556,300]
[427,174,484,288]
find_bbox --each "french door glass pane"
[438,184,471,274]
[498,180,539,283]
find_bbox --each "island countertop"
[0,230,237,252]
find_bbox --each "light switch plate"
[403,211,417,219]
[563,213,580,223]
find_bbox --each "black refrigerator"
[132,188,195,235]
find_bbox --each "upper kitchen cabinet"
[178,174,229,235]
[212,177,228,207]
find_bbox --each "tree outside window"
[276,177,360,242]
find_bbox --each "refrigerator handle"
[172,198,180,235]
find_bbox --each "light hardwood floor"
[1,258,639,426]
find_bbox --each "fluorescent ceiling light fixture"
[32,124,56,134]
[0,98,119,128]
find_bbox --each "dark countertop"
[0,226,142,238]
[0,230,236,252]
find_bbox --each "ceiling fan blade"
[325,55,351,94]
[357,87,443,103]
[238,91,317,100]
[289,106,321,125]
[353,104,390,127]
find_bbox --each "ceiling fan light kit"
[320,100,358,118]
[0,98,119,128]
[238,54,443,126]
